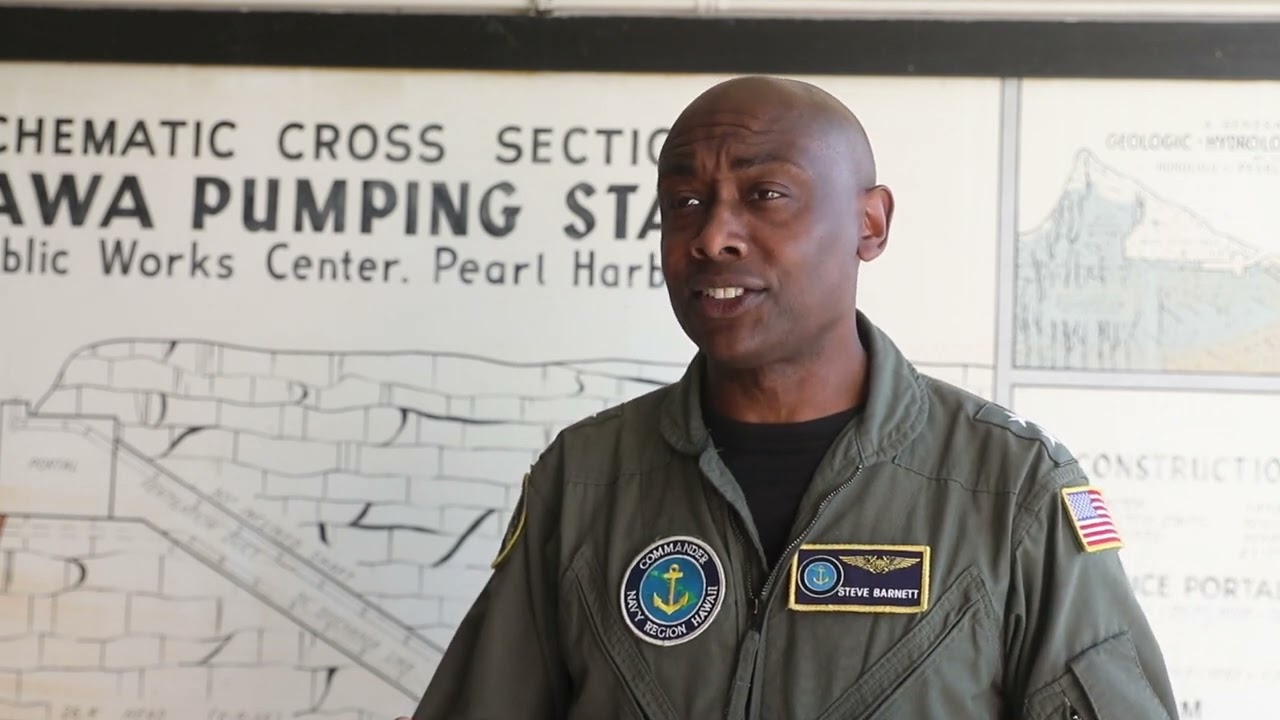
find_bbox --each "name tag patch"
[788,544,930,613]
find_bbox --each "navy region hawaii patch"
[789,544,930,613]
[620,536,725,646]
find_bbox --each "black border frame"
[2,7,1280,79]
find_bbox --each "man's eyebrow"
[658,153,803,179]
[658,159,695,179]
[729,153,800,171]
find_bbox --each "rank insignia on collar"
[974,403,1075,465]
[620,535,725,646]
[789,544,930,613]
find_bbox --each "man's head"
[657,75,894,370]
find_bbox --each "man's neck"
[703,323,869,424]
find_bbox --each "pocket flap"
[1071,633,1173,720]
[565,545,677,720]
[816,565,996,720]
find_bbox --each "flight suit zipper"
[730,519,756,612]
[752,462,865,626]
[727,463,865,719]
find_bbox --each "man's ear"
[857,185,894,262]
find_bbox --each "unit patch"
[490,473,529,570]
[620,535,724,646]
[1062,485,1124,553]
[789,544,930,613]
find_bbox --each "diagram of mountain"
[1015,149,1280,374]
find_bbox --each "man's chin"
[695,338,772,372]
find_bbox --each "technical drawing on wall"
[0,341,690,718]
[0,339,996,717]
[1014,150,1280,375]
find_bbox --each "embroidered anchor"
[652,563,692,616]
[810,564,831,586]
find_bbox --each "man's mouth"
[690,286,763,319]
[699,287,747,300]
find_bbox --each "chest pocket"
[812,566,1000,720]
[1023,633,1174,720]
[561,544,676,720]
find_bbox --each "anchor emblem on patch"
[652,563,693,616]
[620,536,725,646]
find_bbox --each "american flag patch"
[1061,486,1123,552]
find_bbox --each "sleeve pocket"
[1025,632,1173,720]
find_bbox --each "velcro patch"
[620,535,725,646]
[788,544,930,613]
[1061,485,1124,553]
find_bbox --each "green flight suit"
[412,313,1179,719]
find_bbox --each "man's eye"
[672,196,701,209]
[755,189,783,201]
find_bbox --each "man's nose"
[691,199,748,262]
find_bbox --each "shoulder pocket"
[1024,632,1173,720]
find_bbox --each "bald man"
[407,76,1178,720]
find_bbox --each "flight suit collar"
[658,310,930,469]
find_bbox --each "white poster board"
[6,62,1270,720]
[1014,77,1280,718]
[0,62,1001,717]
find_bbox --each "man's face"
[658,104,869,369]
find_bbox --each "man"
[406,75,1178,719]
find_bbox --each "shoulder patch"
[974,403,1075,465]
[490,473,529,570]
[1061,485,1124,552]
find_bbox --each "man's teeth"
[703,287,745,299]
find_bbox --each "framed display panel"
[1,9,1275,720]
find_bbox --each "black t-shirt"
[704,405,860,571]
